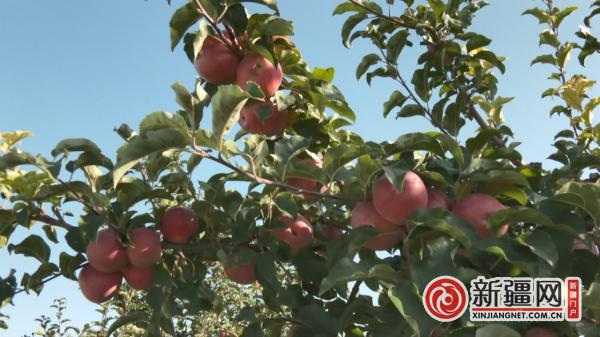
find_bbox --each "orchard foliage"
[2,0,600,336]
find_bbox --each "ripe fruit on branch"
[127,228,162,268]
[236,53,283,98]
[159,207,198,244]
[351,201,403,251]
[372,171,428,224]
[86,228,128,273]
[525,328,558,337]
[427,188,451,210]
[194,36,240,84]
[239,102,288,136]
[286,158,323,200]
[271,214,313,253]
[452,193,508,238]
[122,266,154,290]
[78,265,122,303]
[223,256,257,285]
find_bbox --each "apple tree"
[2,0,600,336]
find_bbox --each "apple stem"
[191,0,243,58]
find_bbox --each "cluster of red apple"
[78,208,198,303]
[350,171,508,250]
[194,33,288,136]
[219,170,510,286]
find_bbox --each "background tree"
[2,0,600,336]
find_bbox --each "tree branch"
[348,0,414,29]
[14,264,84,295]
[190,141,361,202]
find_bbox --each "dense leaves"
[2,0,600,336]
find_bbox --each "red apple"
[159,207,198,244]
[239,102,288,136]
[194,35,240,84]
[351,201,403,251]
[452,193,508,238]
[122,266,154,290]
[427,188,451,210]
[78,265,122,303]
[86,228,129,273]
[372,171,428,224]
[127,228,162,268]
[271,214,313,253]
[572,239,600,256]
[525,328,558,337]
[236,53,283,98]
[224,257,257,285]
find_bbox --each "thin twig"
[190,142,360,202]
[348,0,414,28]
[32,209,75,231]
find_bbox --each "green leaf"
[211,85,249,149]
[397,104,424,118]
[171,81,195,113]
[320,258,399,295]
[411,68,430,101]
[388,282,438,337]
[59,253,86,280]
[192,21,210,60]
[523,230,559,268]
[313,67,335,83]
[383,91,408,117]
[259,18,294,36]
[387,30,410,63]
[554,6,577,27]
[355,154,380,187]
[139,111,189,134]
[169,2,201,50]
[332,3,365,15]
[473,50,505,73]
[466,34,491,53]
[114,128,189,186]
[8,235,50,263]
[255,253,279,293]
[409,237,462,290]
[341,13,367,48]
[273,135,312,179]
[556,43,574,68]
[530,54,556,66]
[107,311,149,337]
[488,207,553,228]
[229,0,279,13]
[539,30,560,47]
[0,130,33,152]
[522,8,551,24]
[553,182,600,227]
[323,143,371,178]
[273,192,297,218]
[356,54,380,80]
[51,139,101,157]
[475,324,520,337]
[294,304,339,335]
[428,0,445,20]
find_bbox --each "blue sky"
[1,0,598,335]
